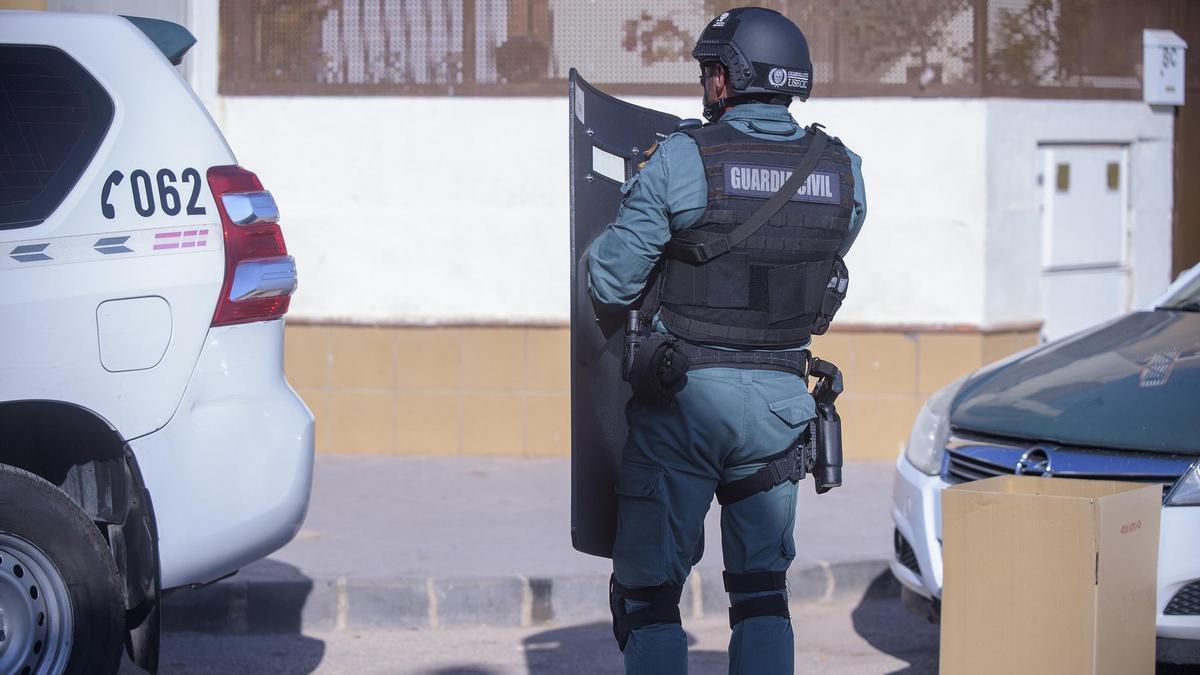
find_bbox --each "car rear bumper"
[891,453,1200,640]
[130,319,314,589]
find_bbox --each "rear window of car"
[0,45,114,230]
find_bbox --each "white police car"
[0,12,313,674]
[892,264,1200,642]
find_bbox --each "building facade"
[7,0,1197,460]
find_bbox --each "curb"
[162,559,896,634]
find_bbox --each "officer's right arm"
[838,146,867,257]
[585,145,674,312]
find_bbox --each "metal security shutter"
[0,45,114,230]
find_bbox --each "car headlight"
[904,376,968,476]
[1166,460,1200,506]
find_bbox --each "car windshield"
[1158,271,1200,311]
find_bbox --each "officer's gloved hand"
[630,335,689,406]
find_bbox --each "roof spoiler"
[123,15,197,65]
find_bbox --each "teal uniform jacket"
[584,102,868,675]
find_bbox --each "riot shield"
[570,69,682,558]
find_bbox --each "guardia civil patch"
[723,164,840,204]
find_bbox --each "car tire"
[0,463,124,675]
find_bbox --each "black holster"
[808,358,844,493]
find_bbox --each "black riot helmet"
[693,7,813,114]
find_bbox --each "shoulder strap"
[669,127,828,264]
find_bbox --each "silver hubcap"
[0,533,73,675]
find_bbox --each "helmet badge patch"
[713,12,730,27]
[767,66,810,91]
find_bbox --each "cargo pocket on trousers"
[612,462,669,585]
[768,392,816,429]
[770,393,807,561]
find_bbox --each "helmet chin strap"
[702,97,724,122]
[703,94,758,122]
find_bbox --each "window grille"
[219,0,1199,98]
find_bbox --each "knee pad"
[724,570,790,629]
[609,575,683,651]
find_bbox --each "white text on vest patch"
[723,164,841,205]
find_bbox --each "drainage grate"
[893,528,921,578]
[1165,581,1200,616]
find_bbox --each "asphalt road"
[264,456,895,581]
[126,595,936,675]
[121,592,1199,674]
[116,457,1199,673]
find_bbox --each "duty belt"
[676,342,810,380]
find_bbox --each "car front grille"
[942,434,1194,502]
[945,450,1010,483]
[893,528,921,578]
[1165,581,1200,616]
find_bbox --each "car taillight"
[207,165,297,326]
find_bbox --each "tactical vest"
[659,121,855,348]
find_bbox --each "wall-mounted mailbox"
[1144,29,1187,106]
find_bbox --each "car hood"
[950,310,1200,454]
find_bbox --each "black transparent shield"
[569,69,681,558]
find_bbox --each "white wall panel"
[216,95,992,326]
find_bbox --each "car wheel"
[0,464,124,675]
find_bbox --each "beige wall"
[286,323,1038,461]
[810,325,1038,460]
[0,0,46,8]
[286,325,571,458]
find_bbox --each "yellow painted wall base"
[285,323,1038,461]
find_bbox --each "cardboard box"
[940,476,1162,675]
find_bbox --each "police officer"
[585,7,867,674]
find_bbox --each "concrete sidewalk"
[163,456,898,632]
